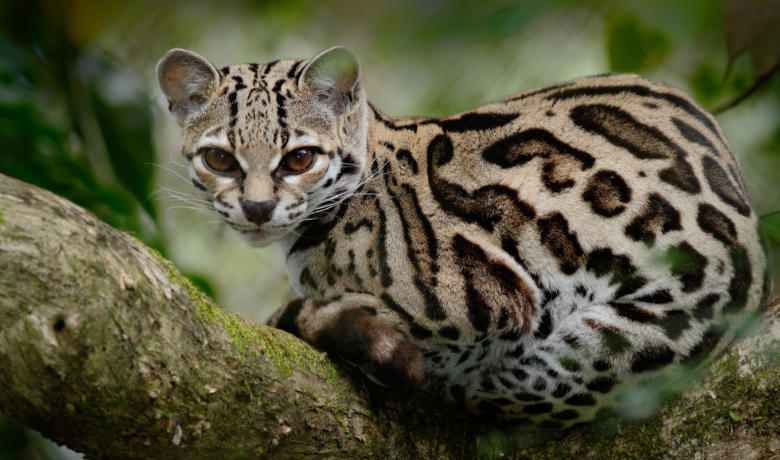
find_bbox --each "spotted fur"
[157,47,769,426]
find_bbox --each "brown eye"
[201,148,239,174]
[281,147,317,173]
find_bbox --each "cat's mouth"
[238,228,284,247]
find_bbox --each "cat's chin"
[238,229,283,247]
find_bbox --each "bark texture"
[0,172,777,459]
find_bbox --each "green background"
[0,0,777,457]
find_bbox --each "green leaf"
[606,16,671,73]
[728,410,743,421]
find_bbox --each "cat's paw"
[270,298,424,389]
[316,306,425,390]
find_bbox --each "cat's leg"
[268,293,425,389]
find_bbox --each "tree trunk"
[0,173,777,459]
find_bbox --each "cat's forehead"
[189,59,330,149]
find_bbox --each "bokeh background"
[1,0,778,457]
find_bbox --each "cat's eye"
[201,148,239,174]
[280,147,318,173]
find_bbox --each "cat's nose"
[241,199,276,225]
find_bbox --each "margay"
[157,46,769,427]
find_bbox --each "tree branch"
[0,173,777,459]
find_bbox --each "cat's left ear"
[299,46,360,115]
[156,48,221,126]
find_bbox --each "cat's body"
[158,47,769,426]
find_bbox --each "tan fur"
[158,48,768,425]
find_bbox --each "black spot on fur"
[551,409,580,420]
[703,156,751,217]
[630,346,675,373]
[582,170,632,217]
[672,117,719,157]
[537,213,585,275]
[515,392,544,402]
[533,376,547,391]
[428,135,537,255]
[563,334,580,349]
[625,193,682,243]
[693,293,720,320]
[483,128,594,170]
[659,310,690,340]
[439,326,460,340]
[590,322,631,354]
[289,200,349,254]
[586,248,647,298]
[396,149,419,174]
[727,245,752,312]
[439,112,519,132]
[609,302,657,323]
[559,357,581,372]
[481,377,496,391]
[231,75,247,91]
[697,203,737,245]
[682,326,722,366]
[534,310,553,339]
[552,383,571,398]
[523,402,553,414]
[453,234,536,333]
[564,393,596,406]
[512,368,529,381]
[541,160,577,192]
[343,218,373,234]
[592,360,611,371]
[299,267,317,290]
[667,242,708,292]
[570,104,700,193]
[409,324,433,339]
[634,290,673,304]
[586,377,618,393]
[549,84,727,147]
[386,176,445,321]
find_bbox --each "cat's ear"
[299,46,360,115]
[156,48,221,126]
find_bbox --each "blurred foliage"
[0,1,161,250]
[0,0,778,458]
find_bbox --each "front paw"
[268,298,425,389]
[315,307,425,390]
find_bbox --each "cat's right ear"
[156,49,221,126]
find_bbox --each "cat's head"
[157,46,368,246]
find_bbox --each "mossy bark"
[0,172,777,459]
